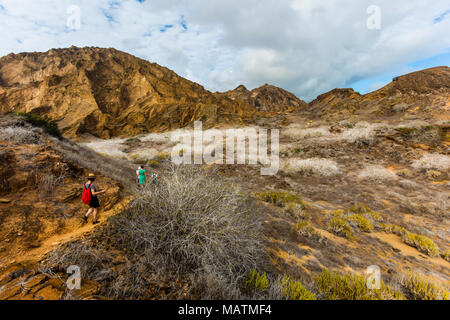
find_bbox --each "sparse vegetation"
[381,223,408,236]
[381,224,439,257]
[17,112,61,138]
[283,126,330,140]
[280,276,316,300]
[282,158,340,176]
[402,232,439,257]
[38,172,66,198]
[295,220,317,238]
[348,203,383,221]
[243,268,269,292]
[258,190,305,208]
[412,153,450,171]
[328,217,353,240]
[124,137,141,145]
[340,122,379,144]
[0,126,42,144]
[358,165,398,182]
[440,250,450,262]
[146,160,161,168]
[399,272,449,300]
[349,214,374,232]
[50,137,136,186]
[314,269,404,300]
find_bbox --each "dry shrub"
[0,126,42,144]
[45,241,116,281]
[339,122,380,144]
[282,158,340,176]
[412,153,450,171]
[283,126,331,140]
[109,165,264,279]
[42,165,265,299]
[358,165,398,182]
[38,172,66,198]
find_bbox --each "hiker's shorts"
[89,197,100,208]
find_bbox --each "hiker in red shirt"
[82,173,106,225]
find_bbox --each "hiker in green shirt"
[138,166,147,188]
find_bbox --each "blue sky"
[0,0,449,101]
[351,51,450,94]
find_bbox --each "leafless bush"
[339,122,380,144]
[358,165,398,182]
[44,241,116,282]
[282,158,340,176]
[283,126,331,140]
[412,153,450,171]
[0,126,42,144]
[38,172,66,198]
[108,165,264,280]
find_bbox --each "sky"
[0,0,449,102]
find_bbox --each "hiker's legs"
[85,208,93,218]
[93,208,98,222]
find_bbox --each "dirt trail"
[7,197,132,268]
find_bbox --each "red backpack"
[82,183,92,205]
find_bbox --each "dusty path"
[5,196,132,268]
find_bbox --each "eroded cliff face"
[0,46,261,139]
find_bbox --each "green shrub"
[382,224,439,257]
[155,152,171,161]
[125,137,141,145]
[381,224,408,236]
[280,276,316,300]
[348,203,383,221]
[349,214,374,233]
[402,233,439,257]
[295,220,317,238]
[146,160,161,168]
[328,217,353,239]
[243,268,269,292]
[400,272,449,300]
[441,250,450,262]
[331,209,344,217]
[314,269,404,300]
[17,112,61,138]
[348,203,372,214]
[258,191,305,208]
[395,127,416,137]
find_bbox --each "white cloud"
[0,0,449,101]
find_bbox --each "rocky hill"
[220,83,308,113]
[0,47,265,139]
[307,66,450,122]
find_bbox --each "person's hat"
[88,173,96,179]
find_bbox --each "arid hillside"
[0,114,139,299]
[0,48,448,301]
[220,84,308,113]
[307,66,450,122]
[0,47,266,139]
